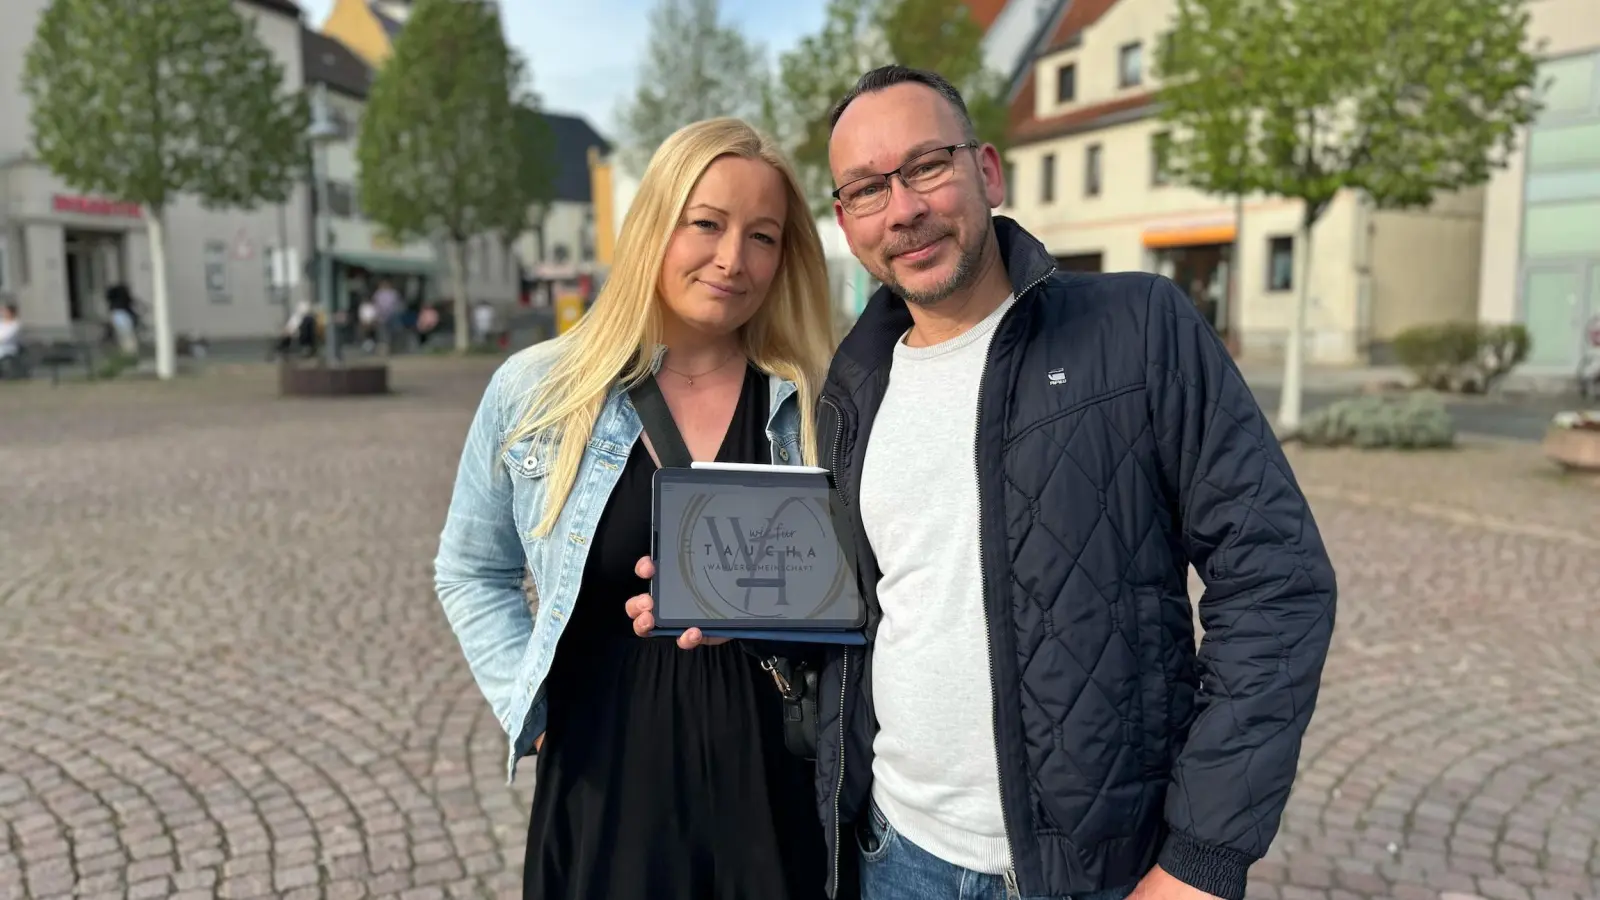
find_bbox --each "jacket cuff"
[1156,829,1252,900]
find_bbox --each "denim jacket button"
[778,447,790,461]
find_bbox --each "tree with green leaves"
[770,0,1008,214]
[493,102,557,286]
[616,0,768,174]
[23,0,307,380]
[1154,0,1541,429]
[358,0,548,352]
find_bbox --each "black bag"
[628,374,821,760]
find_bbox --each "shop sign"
[52,194,142,218]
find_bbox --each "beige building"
[1003,0,1485,365]
[1477,0,1600,377]
[0,0,314,342]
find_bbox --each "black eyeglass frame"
[831,141,982,216]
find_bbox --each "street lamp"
[308,83,346,367]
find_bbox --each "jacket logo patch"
[1047,368,1067,385]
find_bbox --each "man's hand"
[1128,866,1224,900]
[624,556,728,649]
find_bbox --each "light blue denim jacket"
[433,337,806,783]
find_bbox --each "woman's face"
[657,155,788,339]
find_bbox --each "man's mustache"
[884,228,951,258]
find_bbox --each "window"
[1041,154,1056,203]
[1529,120,1600,171]
[1118,42,1143,89]
[1267,236,1294,291]
[1151,132,1171,186]
[204,240,230,302]
[1524,202,1600,258]
[1539,52,1598,116]
[326,181,356,218]
[1085,144,1102,197]
[0,236,9,293]
[1055,64,1076,103]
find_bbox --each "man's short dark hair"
[828,65,978,141]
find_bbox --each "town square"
[2,360,1596,900]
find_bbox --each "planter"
[1542,423,1600,472]
[278,361,390,398]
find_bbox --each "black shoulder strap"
[628,375,693,469]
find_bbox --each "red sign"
[52,194,142,218]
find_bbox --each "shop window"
[1267,236,1294,292]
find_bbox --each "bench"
[5,329,98,385]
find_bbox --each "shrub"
[1294,393,1456,449]
[1392,322,1531,393]
[94,353,138,380]
[1474,324,1531,392]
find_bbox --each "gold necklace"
[661,350,740,386]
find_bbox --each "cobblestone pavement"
[2,361,1597,900]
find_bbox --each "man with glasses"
[811,66,1338,900]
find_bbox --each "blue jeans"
[857,802,1139,900]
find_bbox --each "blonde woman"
[433,118,836,900]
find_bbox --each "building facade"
[515,114,611,311]
[1477,0,1600,376]
[0,0,315,342]
[1003,0,1485,364]
[304,29,521,322]
[319,0,581,321]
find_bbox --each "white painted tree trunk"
[450,240,470,353]
[145,207,176,380]
[1277,218,1315,431]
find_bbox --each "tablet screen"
[653,469,865,629]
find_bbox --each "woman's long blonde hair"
[509,117,836,537]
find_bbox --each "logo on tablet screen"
[673,491,850,620]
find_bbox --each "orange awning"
[1142,224,1237,249]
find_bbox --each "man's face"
[828,82,1006,307]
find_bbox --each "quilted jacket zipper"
[977,270,1054,892]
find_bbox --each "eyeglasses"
[832,142,980,217]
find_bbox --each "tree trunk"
[1277,214,1316,432]
[146,206,176,380]
[450,240,470,353]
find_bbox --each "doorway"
[64,230,126,323]
[1521,261,1599,369]
[1151,243,1233,341]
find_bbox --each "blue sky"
[296,0,828,138]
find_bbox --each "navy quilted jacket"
[812,217,1337,900]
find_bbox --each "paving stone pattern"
[1,361,1597,900]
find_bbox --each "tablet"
[649,462,868,643]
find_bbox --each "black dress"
[524,364,827,900]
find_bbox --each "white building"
[0,0,315,344]
[1476,0,1600,378]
